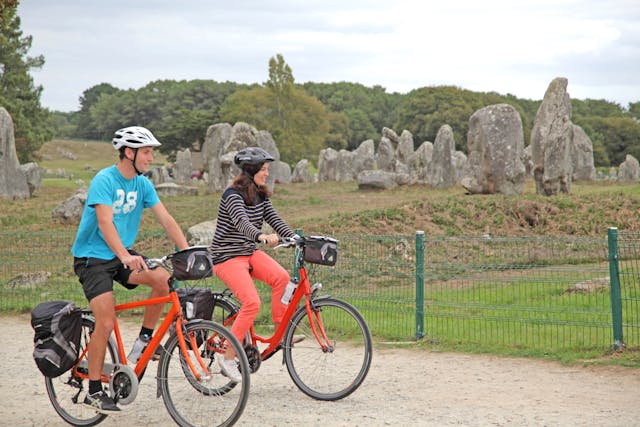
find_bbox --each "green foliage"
[84,79,248,155]
[629,102,640,120]
[75,82,121,139]
[303,82,402,150]
[0,0,52,162]
[394,86,507,151]
[587,116,640,166]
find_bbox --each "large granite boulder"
[19,162,42,196]
[618,154,640,181]
[571,124,596,181]
[0,107,30,200]
[352,139,376,174]
[174,149,193,183]
[317,147,339,182]
[408,141,433,184]
[461,104,526,195]
[530,77,573,195]
[201,122,283,192]
[357,170,398,190]
[427,125,456,189]
[52,188,88,224]
[376,137,395,172]
[291,159,313,183]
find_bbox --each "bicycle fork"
[304,296,334,353]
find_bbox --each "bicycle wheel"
[283,297,373,401]
[45,315,119,426]
[158,319,250,427]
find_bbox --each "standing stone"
[376,137,395,172]
[461,104,526,195]
[269,160,291,185]
[317,147,339,181]
[202,123,232,192]
[408,141,433,183]
[382,127,400,144]
[174,148,193,183]
[336,149,356,182]
[571,124,596,181]
[292,159,313,183]
[396,130,414,165]
[618,154,640,181]
[352,139,376,174]
[530,77,573,195]
[19,162,42,196]
[427,125,456,189]
[0,107,30,200]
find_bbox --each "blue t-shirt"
[71,165,160,260]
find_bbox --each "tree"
[75,83,121,139]
[0,0,52,162]
[220,55,331,164]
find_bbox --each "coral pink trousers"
[213,250,290,343]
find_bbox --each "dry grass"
[3,139,640,237]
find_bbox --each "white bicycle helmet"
[112,126,161,150]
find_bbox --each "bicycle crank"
[109,364,139,405]
[243,344,261,373]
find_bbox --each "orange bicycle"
[209,235,372,401]
[44,247,250,427]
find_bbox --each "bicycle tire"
[158,319,250,427]
[45,315,119,427]
[283,297,373,401]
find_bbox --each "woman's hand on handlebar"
[259,233,280,247]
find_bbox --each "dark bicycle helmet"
[234,147,275,168]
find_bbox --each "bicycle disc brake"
[244,344,261,373]
[109,364,139,405]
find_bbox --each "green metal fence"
[609,228,640,349]
[1,228,638,353]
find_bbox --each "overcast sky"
[19,0,640,112]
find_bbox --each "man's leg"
[128,268,171,330]
[88,291,116,381]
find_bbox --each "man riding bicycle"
[71,126,188,413]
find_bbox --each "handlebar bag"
[169,246,213,280]
[303,236,338,266]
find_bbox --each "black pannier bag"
[303,236,338,266]
[31,300,82,377]
[176,287,215,321]
[174,288,215,349]
[168,246,213,281]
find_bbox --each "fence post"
[607,227,623,350]
[415,230,425,340]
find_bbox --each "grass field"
[5,139,640,237]
[2,139,640,368]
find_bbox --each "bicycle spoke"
[284,298,372,401]
[158,320,250,427]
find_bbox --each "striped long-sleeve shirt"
[209,188,296,264]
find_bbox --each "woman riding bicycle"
[210,146,298,383]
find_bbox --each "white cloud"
[19,0,640,111]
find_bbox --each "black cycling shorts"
[73,249,145,301]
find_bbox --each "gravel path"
[3,314,639,426]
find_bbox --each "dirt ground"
[3,313,639,427]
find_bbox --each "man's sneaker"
[83,390,120,414]
[216,353,242,383]
[127,334,163,364]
